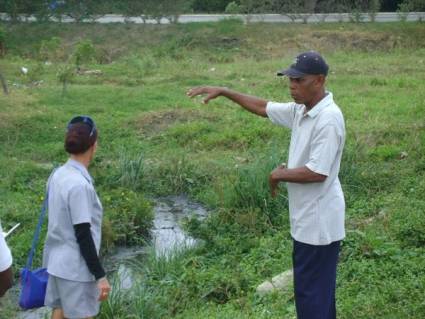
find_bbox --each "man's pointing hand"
[186,86,223,104]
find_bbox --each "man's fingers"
[186,89,196,97]
[187,87,204,98]
[203,94,214,104]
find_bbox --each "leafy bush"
[101,187,153,248]
[27,62,45,84]
[397,0,412,22]
[73,39,97,68]
[225,1,241,14]
[56,64,75,96]
[368,0,381,22]
[39,36,63,61]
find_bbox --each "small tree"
[408,0,425,11]
[162,0,194,24]
[397,0,412,22]
[333,0,351,22]
[2,0,24,23]
[348,0,368,23]
[57,64,75,96]
[27,0,53,23]
[225,1,241,14]
[53,0,109,23]
[273,0,318,23]
[73,39,97,69]
[142,0,192,24]
[315,0,335,22]
[39,36,63,62]
[238,0,273,23]
[146,0,166,24]
[123,0,149,24]
[368,0,381,22]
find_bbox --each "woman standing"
[43,116,110,319]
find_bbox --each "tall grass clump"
[146,154,214,197]
[99,266,167,319]
[221,146,288,227]
[116,151,145,191]
[100,245,200,317]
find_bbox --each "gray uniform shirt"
[266,92,346,245]
[42,159,103,282]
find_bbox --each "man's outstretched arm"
[187,86,268,117]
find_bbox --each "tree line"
[0,0,424,23]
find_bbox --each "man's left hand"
[269,163,286,198]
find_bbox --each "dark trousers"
[292,239,341,319]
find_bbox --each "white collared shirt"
[266,92,345,245]
[42,159,103,282]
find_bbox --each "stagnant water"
[16,195,209,319]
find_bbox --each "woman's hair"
[64,122,97,154]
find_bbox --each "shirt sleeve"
[68,185,93,225]
[305,124,341,177]
[0,223,13,272]
[266,101,297,129]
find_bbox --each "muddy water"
[16,195,208,319]
[151,195,208,255]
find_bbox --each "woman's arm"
[74,223,105,280]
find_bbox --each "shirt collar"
[66,158,93,184]
[305,91,333,118]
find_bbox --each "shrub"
[225,1,241,14]
[39,36,63,61]
[397,0,412,22]
[27,62,45,84]
[368,0,381,22]
[73,39,97,68]
[101,187,153,247]
[56,64,75,96]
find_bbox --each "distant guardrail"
[0,12,424,24]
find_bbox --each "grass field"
[0,20,424,318]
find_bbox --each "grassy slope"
[0,21,424,318]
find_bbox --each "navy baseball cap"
[277,51,329,78]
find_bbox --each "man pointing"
[187,51,345,319]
